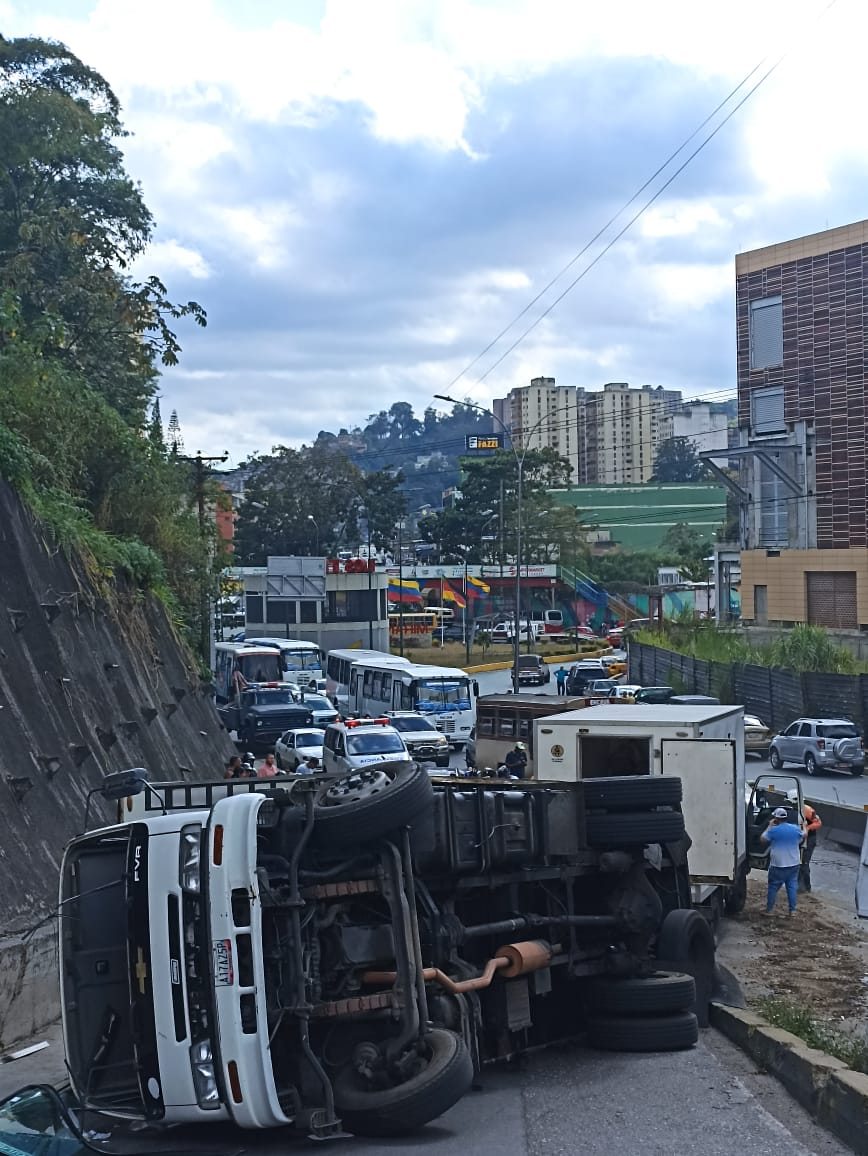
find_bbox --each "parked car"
[768,717,864,776]
[275,727,325,771]
[386,712,451,767]
[514,654,551,686]
[565,661,608,695]
[744,714,773,759]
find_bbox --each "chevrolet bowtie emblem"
[135,947,148,994]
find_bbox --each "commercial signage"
[465,435,502,450]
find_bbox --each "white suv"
[322,718,412,775]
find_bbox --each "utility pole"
[180,450,229,664]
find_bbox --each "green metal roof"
[551,484,727,550]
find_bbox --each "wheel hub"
[322,767,392,806]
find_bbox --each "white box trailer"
[534,704,747,912]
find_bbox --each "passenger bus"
[473,693,588,777]
[243,637,323,689]
[324,648,410,713]
[213,643,284,704]
[348,661,477,749]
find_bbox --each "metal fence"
[629,641,868,733]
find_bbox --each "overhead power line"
[441,0,839,394]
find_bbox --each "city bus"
[213,643,284,704]
[243,637,323,689]
[347,661,477,749]
[473,694,588,776]
[324,648,411,713]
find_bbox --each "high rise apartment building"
[493,379,689,484]
[493,376,580,477]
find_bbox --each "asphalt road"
[17,1030,841,1155]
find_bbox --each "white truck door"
[661,739,737,884]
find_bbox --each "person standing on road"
[762,807,805,915]
[555,666,568,696]
[258,752,278,778]
[799,803,822,892]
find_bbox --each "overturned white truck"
[59,763,717,1140]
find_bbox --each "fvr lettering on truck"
[534,704,748,911]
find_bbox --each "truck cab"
[217,683,313,749]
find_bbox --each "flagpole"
[398,520,405,657]
[464,555,470,667]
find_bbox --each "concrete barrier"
[0,927,59,1049]
[806,796,868,851]
[711,1003,868,1154]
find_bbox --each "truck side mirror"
[472,681,479,697]
[100,767,150,801]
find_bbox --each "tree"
[362,470,407,550]
[660,522,712,582]
[651,438,706,483]
[0,36,205,424]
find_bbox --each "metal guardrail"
[806,796,868,852]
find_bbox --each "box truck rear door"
[661,739,737,884]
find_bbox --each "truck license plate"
[212,939,234,986]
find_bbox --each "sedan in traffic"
[275,727,325,771]
[295,693,339,727]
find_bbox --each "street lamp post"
[435,395,553,693]
[306,514,319,556]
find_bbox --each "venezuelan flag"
[388,577,422,604]
[467,575,490,598]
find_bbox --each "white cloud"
[646,262,732,313]
[141,239,211,280]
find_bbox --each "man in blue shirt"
[761,806,805,915]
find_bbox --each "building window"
[749,296,783,370]
[753,585,768,626]
[300,600,318,624]
[750,386,785,436]
[806,572,857,629]
[758,463,788,548]
[246,594,264,622]
[266,600,296,625]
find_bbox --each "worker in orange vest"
[799,803,822,893]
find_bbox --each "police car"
[322,717,412,775]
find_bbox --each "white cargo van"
[534,704,749,916]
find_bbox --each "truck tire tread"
[583,776,682,810]
[585,810,685,848]
[587,1011,699,1052]
[586,971,695,1015]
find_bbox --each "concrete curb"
[711,1003,868,1153]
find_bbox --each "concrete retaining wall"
[0,481,236,1044]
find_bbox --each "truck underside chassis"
[247,769,712,1137]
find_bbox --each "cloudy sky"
[2,0,864,462]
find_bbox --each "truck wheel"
[586,1012,698,1052]
[583,776,682,810]
[585,811,685,848]
[586,971,695,1015]
[723,865,748,915]
[334,1029,473,1136]
[312,762,433,848]
[655,909,715,1028]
